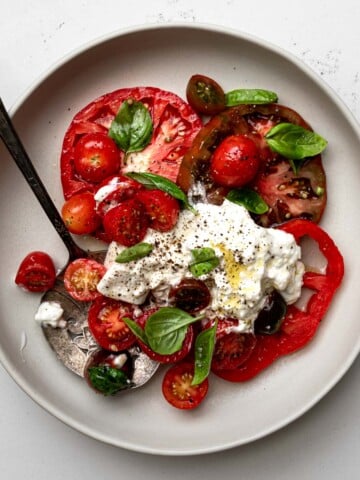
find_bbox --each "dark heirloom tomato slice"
[177,104,327,226]
[135,189,180,232]
[60,86,202,199]
[64,258,106,302]
[136,308,194,363]
[88,297,137,352]
[162,362,209,409]
[15,251,56,293]
[210,318,257,372]
[213,220,344,382]
[102,198,149,246]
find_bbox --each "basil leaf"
[123,317,149,345]
[225,88,278,106]
[115,243,153,263]
[109,99,153,154]
[192,322,217,386]
[226,188,269,214]
[126,171,196,213]
[144,307,203,355]
[88,365,131,396]
[189,247,220,277]
[265,122,327,160]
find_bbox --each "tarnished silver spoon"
[0,98,159,386]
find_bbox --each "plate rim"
[1,21,360,456]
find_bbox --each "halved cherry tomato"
[162,362,209,409]
[60,86,202,199]
[88,297,137,352]
[73,132,120,183]
[210,318,257,372]
[94,174,144,218]
[64,258,106,302]
[177,104,326,227]
[135,189,180,232]
[169,278,211,314]
[210,134,260,188]
[214,219,344,382]
[186,74,226,115]
[61,191,101,235]
[15,251,56,293]
[102,198,149,246]
[136,308,194,364]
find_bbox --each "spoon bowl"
[0,97,159,385]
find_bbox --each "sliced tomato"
[88,297,137,352]
[60,86,202,199]
[15,251,56,293]
[135,189,180,232]
[94,174,144,217]
[73,132,120,183]
[162,362,209,409]
[61,191,101,235]
[102,198,149,246]
[64,258,106,302]
[213,219,344,382]
[210,318,257,372]
[169,278,211,314]
[186,74,226,115]
[135,308,194,364]
[177,104,326,226]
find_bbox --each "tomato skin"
[73,133,120,183]
[102,198,149,246]
[15,251,56,292]
[95,174,144,217]
[60,86,202,199]
[210,134,260,188]
[64,258,106,302]
[88,297,137,352]
[186,74,226,115]
[162,362,209,409]
[136,308,194,363]
[210,318,257,372]
[135,189,180,232]
[61,192,101,235]
[213,219,344,382]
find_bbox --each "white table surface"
[1,0,360,477]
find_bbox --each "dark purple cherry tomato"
[169,278,211,313]
[186,74,226,115]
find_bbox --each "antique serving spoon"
[0,98,159,386]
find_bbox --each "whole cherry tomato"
[61,192,101,235]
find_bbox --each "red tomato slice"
[135,308,194,364]
[15,251,56,293]
[177,104,327,227]
[60,87,202,199]
[88,297,137,352]
[135,189,180,232]
[102,198,149,246]
[162,362,209,409]
[213,219,344,382]
[64,258,106,302]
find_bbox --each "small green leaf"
[226,188,269,214]
[144,307,203,355]
[192,322,217,386]
[265,122,327,160]
[115,243,153,263]
[88,365,131,396]
[109,99,153,153]
[126,171,196,213]
[123,317,149,345]
[225,88,278,106]
[189,247,220,277]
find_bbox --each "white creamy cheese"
[97,200,304,332]
[34,301,67,328]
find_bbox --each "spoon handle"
[0,98,85,260]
